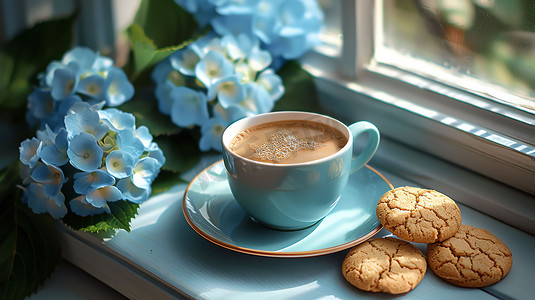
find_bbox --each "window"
[305,0,535,230]
[377,0,535,112]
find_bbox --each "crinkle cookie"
[376,186,462,243]
[342,237,427,294]
[427,225,512,288]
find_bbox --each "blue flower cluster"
[26,47,134,131]
[175,0,323,61]
[19,102,165,219]
[152,32,285,151]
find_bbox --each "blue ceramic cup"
[222,111,380,230]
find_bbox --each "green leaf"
[0,163,62,300]
[62,200,140,233]
[126,24,186,77]
[118,91,181,136]
[154,131,201,173]
[133,0,198,49]
[0,13,77,110]
[274,60,324,113]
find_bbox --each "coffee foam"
[250,129,324,162]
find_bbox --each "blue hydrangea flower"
[195,50,234,89]
[21,49,163,220]
[70,195,111,216]
[152,31,285,152]
[208,75,245,107]
[169,47,201,76]
[37,127,69,166]
[65,102,109,140]
[258,69,285,101]
[67,132,104,172]
[73,169,115,195]
[199,105,231,152]
[234,82,273,117]
[176,0,324,60]
[19,138,41,168]
[98,108,136,132]
[116,130,145,159]
[105,67,135,106]
[86,185,122,208]
[147,144,166,168]
[135,126,154,149]
[170,87,209,127]
[27,89,55,124]
[25,183,67,219]
[174,0,216,26]
[132,157,160,190]
[116,177,151,204]
[50,64,79,100]
[27,46,134,131]
[30,164,66,198]
[42,46,134,106]
[78,74,106,99]
[106,150,135,179]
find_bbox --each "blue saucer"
[183,161,393,258]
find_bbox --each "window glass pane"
[317,0,343,56]
[375,0,535,113]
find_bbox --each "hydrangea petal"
[211,14,254,39]
[86,185,122,208]
[195,50,234,88]
[170,87,209,127]
[132,157,159,189]
[70,195,111,216]
[135,126,153,149]
[257,69,285,101]
[44,61,64,87]
[38,129,69,166]
[216,0,256,15]
[67,132,103,172]
[93,55,113,71]
[117,177,150,204]
[62,46,97,71]
[247,47,272,71]
[210,75,246,107]
[116,130,145,159]
[51,67,77,100]
[25,183,67,219]
[106,150,135,179]
[199,117,228,152]
[27,89,55,120]
[30,164,65,198]
[105,67,134,106]
[252,12,279,44]
[221,34,253,60]
[78,74,106,99]
[147,144,166,168]
[98,108,136,132]
[65,102,108,140]
[73,169,115,195]
[19,138,41,168]
[169,47,200,76]
[237,83,273,115]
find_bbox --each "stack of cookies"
[342,186,513,294]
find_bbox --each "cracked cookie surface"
[376,186,462,243]
[342,237,427,294]
[427,225,512,288]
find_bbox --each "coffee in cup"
[229,120,347,164]
[222,111,380,230]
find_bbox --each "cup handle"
[349,121,380,174]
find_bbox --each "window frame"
[305,0,535,197]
